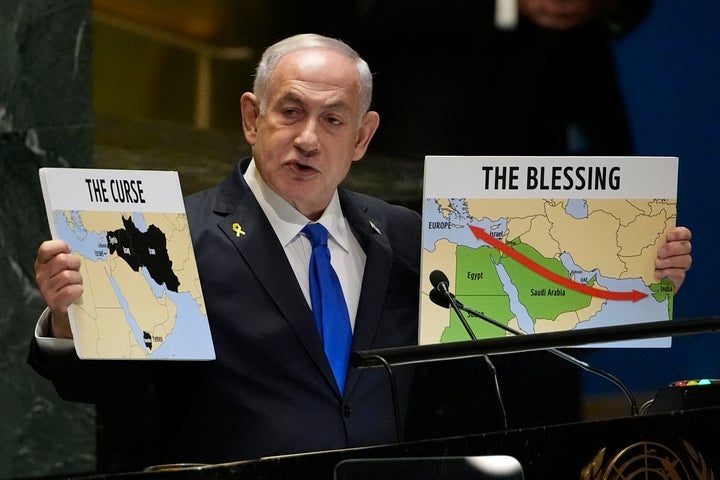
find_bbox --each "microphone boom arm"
[455,300,639,416]
[428,267,640,415]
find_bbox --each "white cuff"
[35,308,75,353]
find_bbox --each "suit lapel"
[339,191,394,396]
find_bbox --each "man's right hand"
[34,240,83,339]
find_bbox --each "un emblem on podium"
[582,440,714,480]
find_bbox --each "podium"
[60,405,720,480]
[55,317,720,480]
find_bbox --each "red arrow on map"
[468,225,648,302]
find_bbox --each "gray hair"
[253,33,373,116]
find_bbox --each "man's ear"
[240,92,260,145]
[352,111,380,161]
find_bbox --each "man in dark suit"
[29,34,421,469]
[29,32,693,471]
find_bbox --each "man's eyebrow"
[323,100,352,113]
[275,92,353,114]
[276,92,304,105]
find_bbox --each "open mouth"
[291,161,318,173]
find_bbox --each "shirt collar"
[244,159,351,252]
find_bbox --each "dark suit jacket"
[29,159,421,467]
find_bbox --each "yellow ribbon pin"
[232,223,246,237]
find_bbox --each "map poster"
[39,167,215,360]
[420,156,678,348]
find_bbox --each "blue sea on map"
[55,211,108,260]
[423,198,506,252]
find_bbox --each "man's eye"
[327,117,343,126]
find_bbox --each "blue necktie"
[302,223,352,394]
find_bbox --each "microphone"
[429,270,476,340]
[430,269,451,294]
[430,270,519,336]
[429,270,508,429]
[428,270,639,416]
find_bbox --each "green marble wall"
[0,1,95,478]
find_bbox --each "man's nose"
[294,119,320,157]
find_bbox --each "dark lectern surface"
[54,405,720,480]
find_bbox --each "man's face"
[241,48,379,220]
